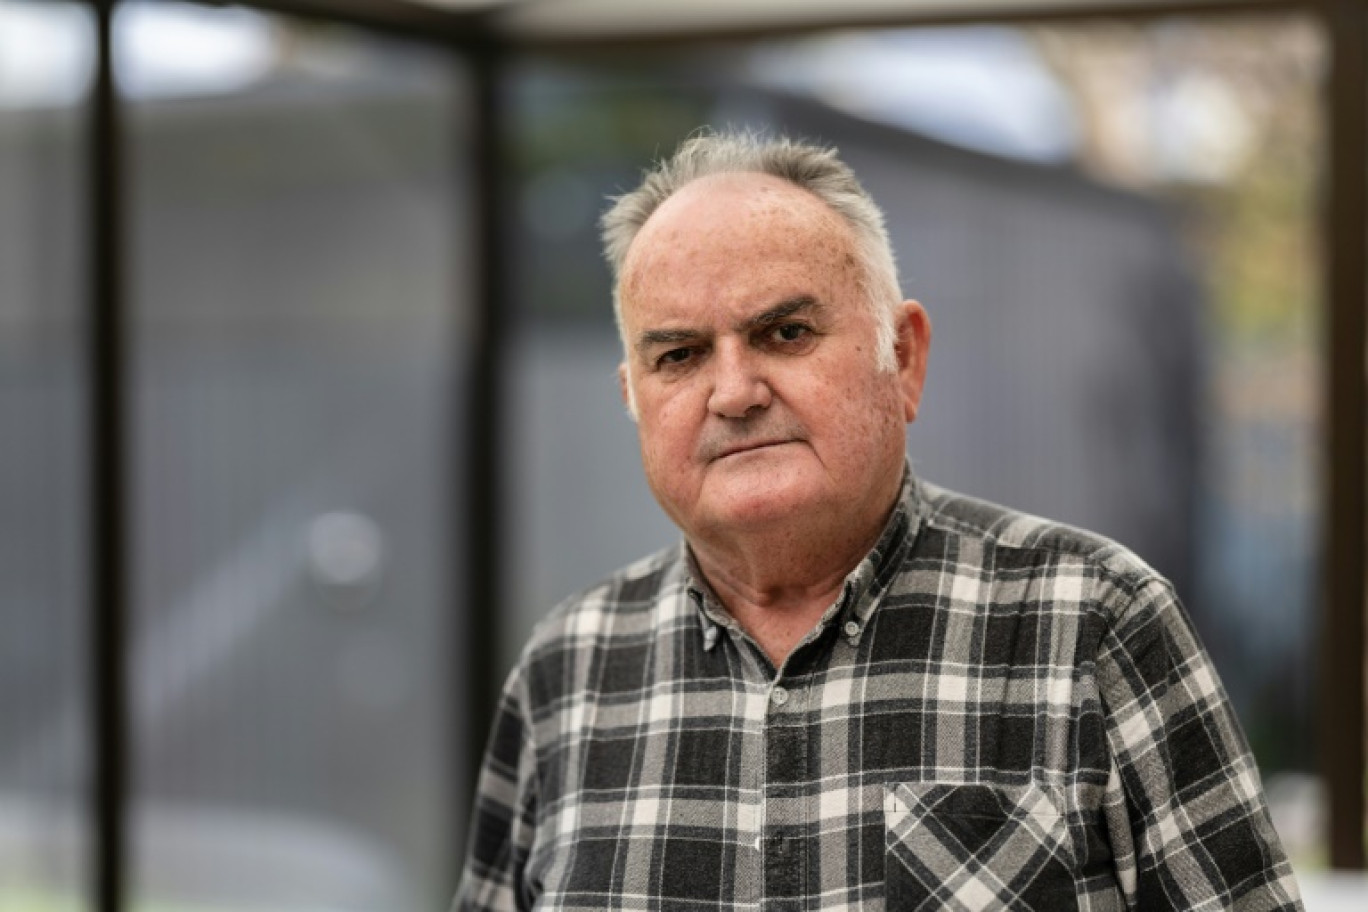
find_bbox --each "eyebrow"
[634,327,705,355]
[736,295,823,333]
[633,296,824,356]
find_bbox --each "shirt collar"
[684,462,924,650]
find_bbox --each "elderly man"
[455,133,1301,910]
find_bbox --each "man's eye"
[657,348,694,368]
[771,323,811,343]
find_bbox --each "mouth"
[713,439,794,461]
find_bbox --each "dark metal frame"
[1320,0,1367,874]
[83,5,500,911]
[89,4,127,910]
[465,37,510,802]
[81,0,1365,909]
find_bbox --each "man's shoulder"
[914,479,1166,594]
[520,543,688,658]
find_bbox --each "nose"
[707,341,771,418]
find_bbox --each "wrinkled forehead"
[628,172,847,258]
[618,172,859,309]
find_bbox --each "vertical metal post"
[1322,0,1368,872]
[90,0,129,908]
[463,38,507,802]
[90,0,129,907]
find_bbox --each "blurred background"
[1,0,1365,909]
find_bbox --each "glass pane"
[0,1,95,909]
[505,12,1337,881]
[118,3,471,908]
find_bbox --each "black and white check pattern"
[455,471,1302,911]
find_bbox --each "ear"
[617,361,635,414]
[893,300,931,423]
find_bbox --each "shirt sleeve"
[452,665,539,912]
[1096,576,1304,910]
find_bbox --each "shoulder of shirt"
[915,478,1172,600]
[514,542,687,663]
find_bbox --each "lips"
[714,439,792,461]
[698,415,809,463]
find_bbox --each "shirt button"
[843,621,861,637]
[770,686,789,706]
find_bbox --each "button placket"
[761,678,806,909]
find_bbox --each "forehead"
[618,172,861,321]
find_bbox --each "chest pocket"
[883,781,1078,911]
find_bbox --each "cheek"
[638,390,699,465]
[802,368,902,445]
[794,365,864,417]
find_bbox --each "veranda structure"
[58,0,1368,908]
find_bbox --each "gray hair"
[601,131,903,373]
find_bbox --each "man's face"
[617,172,928,546]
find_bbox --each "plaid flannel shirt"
[455,470,1302,911]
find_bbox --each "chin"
[698,478,824,531]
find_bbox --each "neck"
[688,494,897,666]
